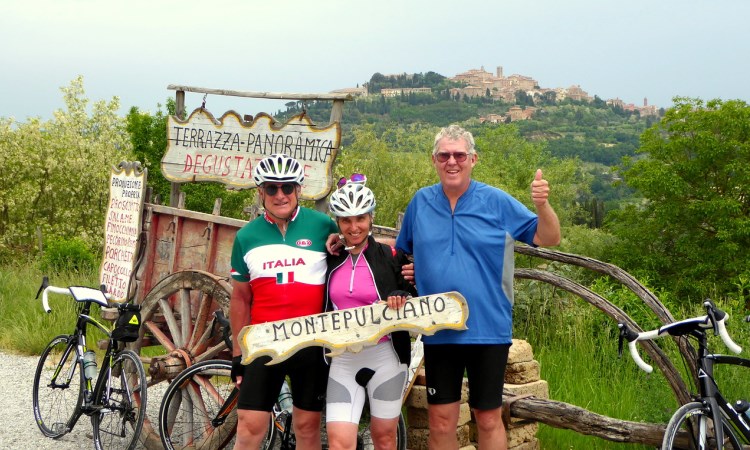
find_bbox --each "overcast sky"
[2,0,749,122]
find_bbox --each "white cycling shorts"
[326,342,407,424]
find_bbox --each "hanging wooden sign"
[238,291,468,365]
[100,161,147,301]
[161,108,340,200]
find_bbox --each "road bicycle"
[158,310,415,450]
[618,300,750,449]
[32,277,148,450]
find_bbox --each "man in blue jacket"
[396,124,560,450]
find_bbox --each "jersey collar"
[263,206,300,224]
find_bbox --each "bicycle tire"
[32,334,83,438]
[662,401,743,450]
[91,349,147,450]
[159,359,275,450]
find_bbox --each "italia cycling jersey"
[230,207,338,324]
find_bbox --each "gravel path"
[0,350,94,449]
[0,350,164,450]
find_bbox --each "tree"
[0,76,133,259]
[472,124,584,228]
[606,98,750,300]
[333,125,436,228]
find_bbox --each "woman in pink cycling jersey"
[324,176,417,450]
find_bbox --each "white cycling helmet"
[329,183,376,217]
[253,154,305,186]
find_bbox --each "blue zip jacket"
[396,180,537,344]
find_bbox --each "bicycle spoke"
[33,336,83,438]
[92,350,147,450]
[159,361,237,450]
[663,402,743,450]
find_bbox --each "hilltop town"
[333,65,659,123]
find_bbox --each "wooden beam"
[167,85,353,102]
[508,395,666,446]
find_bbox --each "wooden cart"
[119,86,358,448]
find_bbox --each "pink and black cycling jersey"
[230,207,338,324]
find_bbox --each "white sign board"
[161,108,341,200]
[239,291,468,365]
[100,162,147,301]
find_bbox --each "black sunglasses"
[435,152,470,163]
[263,183,296,196]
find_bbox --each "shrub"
[40,238,97,273]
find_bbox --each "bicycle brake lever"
[35,276,49,300]
[704,299,720,335]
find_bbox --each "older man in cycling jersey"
[229,154,338,450]
[396,125,561,450]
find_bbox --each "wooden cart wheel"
[130,269,233,449]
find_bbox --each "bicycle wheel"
[92,349,147,450]
[32,335,83,438]
[662,401,743,450]
[159,359,275,450]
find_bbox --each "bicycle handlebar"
[618,301,742,373]
[36,277,112,313]
[41,286,73,313]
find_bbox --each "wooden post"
[170,90,186,207]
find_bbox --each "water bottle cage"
[735,399,750,414]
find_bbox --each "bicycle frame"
[699,349,750,443]
[618,300,750,449]
[44,295,120,427]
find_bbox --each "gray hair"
[432,125,476,155]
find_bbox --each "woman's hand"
[383,290,412,309]
[326,233,343,255]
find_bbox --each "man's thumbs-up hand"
[531,169,550,208]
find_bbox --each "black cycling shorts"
[423,343,510,410]
[237,346,330,412]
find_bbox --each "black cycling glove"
[231,355,243,383]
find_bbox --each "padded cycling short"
[424,343,510,410]
[326,342,407,423]
[237,346,329,412]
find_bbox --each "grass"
[0,264,102,355]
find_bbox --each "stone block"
[504,360,540,384]
[510,438,539,450]
[508,339,533,364]
[508,422,538,448]
[407,428,429,450]
[457,402,472,426]
[406,385,428,409]
[407,406,429,429]
[504,380,549,400]
[457,424,471,447]
[414,367,426,386]
[460,378,469,403]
